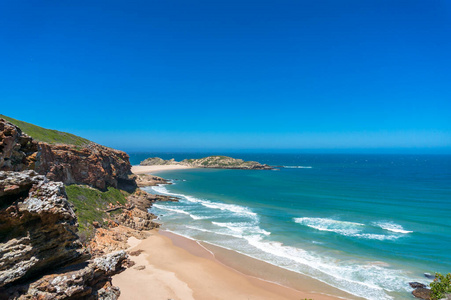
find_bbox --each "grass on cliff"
[65,185,129,239]
[0,114,91,147]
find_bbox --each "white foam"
[212,221,271,236]
[241,235,410,300]
[294,217,364,234]
[151,185,258,220]
[373,221,413,234]
[152,204,206,220]
[185,225,244,239]
[293,217,400,241]
[283,166,313,169]
[153,204,190,215]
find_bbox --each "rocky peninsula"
[140,155,273,170]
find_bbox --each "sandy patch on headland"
[113,229,350,300]
[131,165,194,174]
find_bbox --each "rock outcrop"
[1,251,127,300]
[140,155,273,170]
[0,170,130,299]
[36,143,136,192]
[135,174,170,187]
[0,118,136,192]
[0,170,86,288]
[0,120,38,172]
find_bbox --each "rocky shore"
[140,155,273,170]
[0,117,177,299]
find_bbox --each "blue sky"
[1,0,450,152]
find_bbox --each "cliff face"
[36,143,136,192]
[0,170,86,288]
[0,171,129,300]
[0,118,136,192]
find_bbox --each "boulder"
[410,282,427,289]
[413,288,432,300]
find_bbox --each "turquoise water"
[130,153,451,300]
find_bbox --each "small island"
[140,155,273,170]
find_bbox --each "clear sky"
[1,0,450,152]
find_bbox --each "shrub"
[430,273,451,300]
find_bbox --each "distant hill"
[0,114,91,147]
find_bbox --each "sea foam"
[151,185,258,220]
[372,221,413,234]
[283,166,313,169]
[293,217,399,241]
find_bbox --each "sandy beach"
[113,229,359,300]
[131,165,194,174]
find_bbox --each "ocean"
[129,153,451,300]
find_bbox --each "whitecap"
[151,185,258,220]
[152,204,205,220]
[293,217,400,241]
[283,166,313,169]
[372,221,413,234]
[212,221,271,236]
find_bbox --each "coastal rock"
[135,174,171,187]
[127,189,177,212]
[114,208,159,232]
[139,155,273,170]
[0,119,137,192]
[1,251,127,300]
[410,282,427,289]
[0,171,86,288]
[36,143,136,192]
[0,119,38,172]
[412,287,432,300]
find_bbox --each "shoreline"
[131,164,194,174]
[113,229,357,300]
[125,167,362,299]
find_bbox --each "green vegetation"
[0,114,91,146]
[65,185,129,239]
[430,273,451,300]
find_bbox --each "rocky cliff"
[140,155,273,170]
[0,171,128,299]
[0,118,136,192]
[0,170,86,288]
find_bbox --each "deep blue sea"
[129,153,451,300]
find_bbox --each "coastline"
[118,166,362,300]
[131,164,194,174]
[113,229,358,300]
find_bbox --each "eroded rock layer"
[0,118,136,192]
[0,170,86,288]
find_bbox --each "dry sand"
[131,165,194,174]
[113,229,356,300]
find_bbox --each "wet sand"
[113,229,361,300]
